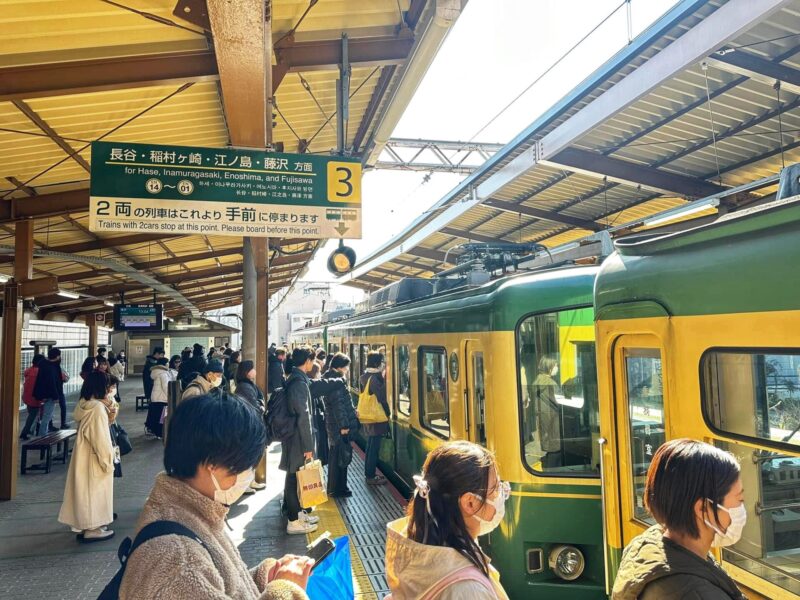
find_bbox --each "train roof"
[298,264,600,336]
[595,194,800,319]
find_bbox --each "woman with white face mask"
[612,439,747,600]
[385,441,510,599]
[118,393,311,600]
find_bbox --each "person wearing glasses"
[385,441,511,599]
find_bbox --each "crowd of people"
[21,341,750,599]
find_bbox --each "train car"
[594,193,800,599]
[321,265,607,599]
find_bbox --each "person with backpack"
[58,371,118,543]
[278,347,346,535]
[20,354,45,440]
[113,393,311,599]
[385,441,511,599]
[359,351,390,485]
[321,353,360,498]
[180,359,225,403]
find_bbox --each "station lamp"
[327,240,357,275]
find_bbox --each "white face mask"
[473,481,510,536]
[209,376,222,388]
[704,499,747,547]
[210,468,254,506]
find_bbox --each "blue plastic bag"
[306,535,354,600]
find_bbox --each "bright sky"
[300,0,680,305]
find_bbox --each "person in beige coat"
[120,392,312,599]
[385,441,511,599]
[58,371,117,542]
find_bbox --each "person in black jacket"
[612,439,747,600]
[322,353,360,498]
[179,343,207,387]
[280,347,346,535]
[267,348,287,395]
[33,347,64,435]
[235,359,268,494]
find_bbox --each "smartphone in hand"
[306,532,336,571]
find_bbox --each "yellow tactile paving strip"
[307,492,376,598]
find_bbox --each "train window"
[349,344,360,388]
[714,441,800,595]
[360,344,371,379]
[624,349,664,524]
[702,350,800,450]
[517,307,600,477]
[397,345,411,416]
[328,343,340,355]
[419,347,450,438]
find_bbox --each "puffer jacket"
[611,525,747,600]
[321,369,359,443]
[150,365,177,403]
[267,354,285,394]
[385,517,508,599]
[120,473,307,599]
[236,379,265,412]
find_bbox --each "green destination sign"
[89,141,362,239]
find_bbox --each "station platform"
[0,377,404,599]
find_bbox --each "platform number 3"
[327,161,361,204]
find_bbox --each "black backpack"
[97,521,209,599]
[264,379,298,445]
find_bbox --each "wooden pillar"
[255,238,268,392]
[0,221,33,500]
[87,317,97,357]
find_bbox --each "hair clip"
[413,474,430,499]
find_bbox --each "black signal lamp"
[327,240,356,275]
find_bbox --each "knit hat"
[205,359,224,374]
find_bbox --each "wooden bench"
[135,395,149,411]
[21,429,77,474]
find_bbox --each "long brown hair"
[406,441,497,577]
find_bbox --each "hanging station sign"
[89,141,362,239]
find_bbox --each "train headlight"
[549,545,585,581]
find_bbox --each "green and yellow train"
[289,190,800,599]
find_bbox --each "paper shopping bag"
[297,459,328,507]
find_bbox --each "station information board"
[113,304,163,332]
[89,141,362,239]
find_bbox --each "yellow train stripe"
[510,491,602,500]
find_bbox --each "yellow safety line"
[510,491,602,500]
[307,498,377,599]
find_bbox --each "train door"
[393,341,414,486]
[612,334,667,545]
[464,340,487,446]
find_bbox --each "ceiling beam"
[356,274,392,288]
[546,147,726,198]
[483,199,605,232]
[708,48,800,95]
[0,50,219,101]
[51,233,182,254]
[440,227,504,244]
[12,101,91,172]
[405,246,448,263]
[0,188,89,223]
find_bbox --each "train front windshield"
[517,306,600,476]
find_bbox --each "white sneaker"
[300,510,320,525]
[250,481,266,490]
[287,518,318,535]
[82,527,115,542]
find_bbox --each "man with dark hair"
[280,347,346,534]
[96,346,107,361]
[33,347,63,435]
[267,347,287,395]
[120,393,313,598]
[180,343,208,387]
[142,346,165,400]
[181,359,225,402]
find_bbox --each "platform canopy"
[342,0,800,291]
[0,0,464,318]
